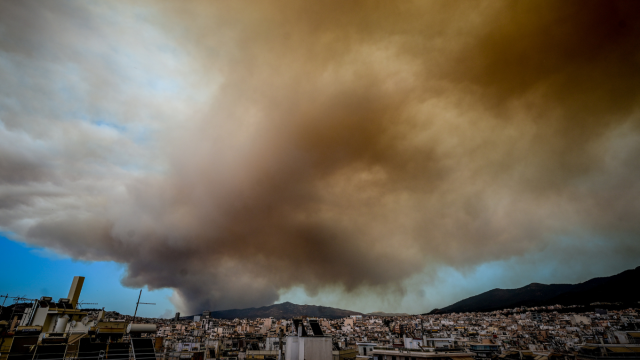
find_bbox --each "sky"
[0,234,175,318]
[1,0,640,316]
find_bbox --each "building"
[357,342,378,358]
[403,337,424,350]
[334,347,358,360]
[469,343,500,358]
[577,344,640,360]
[371,348,476,360]
[422,336,455,349]
[571,315,592,326]
[530,313,543,322]
[286,319,332,360]
[3,276,157,360]
[265,336,286,351]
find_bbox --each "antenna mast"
[132,290,155,324]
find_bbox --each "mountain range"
[179,266,639,319]
[186,301,362,320]
[428,265,640,314]
[367,311,411,317]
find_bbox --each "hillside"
[429,266,640,314]
[189,301,362,320]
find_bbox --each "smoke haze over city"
[1,0,640,315]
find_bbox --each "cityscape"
[2,1,640,360]
[0,274,638,360]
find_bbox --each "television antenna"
[132,290,155,324]
[77,300,99,309]
[11,296,32,303]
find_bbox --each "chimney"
[67,276,85,308]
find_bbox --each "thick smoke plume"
[1,0,640,313]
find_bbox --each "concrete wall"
[30,307,48,327]
[300,337,332,360]
[286,336,332,360]
[286,336,300,360]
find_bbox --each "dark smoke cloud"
[2,0,640,313]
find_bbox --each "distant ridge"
[188,301,362,320]
[367,311,411,317]
[428,266,640,314]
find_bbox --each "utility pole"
[132,290,156,324]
